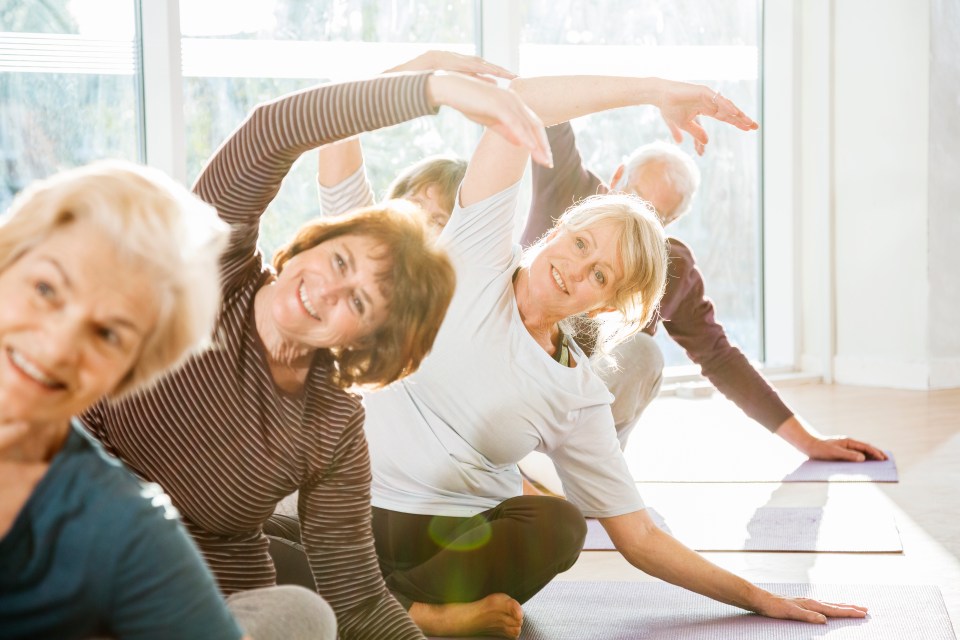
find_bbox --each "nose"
[570,261,591,283]
[40,314,83,366]
[316,282,348,305]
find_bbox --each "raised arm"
[509,76,757,143]
[601,510,869,624]
[461,75,758,209]
[316,51,520,217]
[316,137,375,217]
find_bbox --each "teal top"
[0,420,243,640]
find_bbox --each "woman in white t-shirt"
[270,61,869,639]
[365,72,873,639]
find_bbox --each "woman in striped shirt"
[80,72,551,640]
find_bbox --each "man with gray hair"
[520,121,884,465]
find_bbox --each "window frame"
[134,0,790,378]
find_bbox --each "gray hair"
[621,141,701,222]
[0,160,228,397]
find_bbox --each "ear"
[586,304,617,318]
[609,164,626,191]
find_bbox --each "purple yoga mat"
[515,582,954,640]
[429,583,954,639]
[583,506,903,552]
[626,449,899,483]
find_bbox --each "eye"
[35,280,56,300]
[575,238,585,250]
[334,253,346,273]
[352,294,365,314]
[594,269,606,285]
[97,326,122,347]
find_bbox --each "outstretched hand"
[385,50,516,84]
[656,80,759,155]
[775,415,888,462]
[755,593,868,624]
[802,435,888,462]
[427,71,552,168]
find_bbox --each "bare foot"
[409,593,523,638]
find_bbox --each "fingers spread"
[682,118,709,147]
[667,121,684,144]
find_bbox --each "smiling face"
[0,223,158,424]
[269,233,392,349]
[525,220,626,319]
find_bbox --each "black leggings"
[264,496,586,609]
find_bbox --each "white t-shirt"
[363,182,644,519]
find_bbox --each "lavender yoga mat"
[428,583,954,640]
[583,506,902,552]
[514,582,955,640]
[625,449,899,483]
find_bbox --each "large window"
[0,0,140,211]
[180,0,477,258]
[2,0,765,369]
[518,0,762,367]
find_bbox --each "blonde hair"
[0,160,228,397]
[386,154,467,214]
[273,200,456,388]
[524,193,668,354]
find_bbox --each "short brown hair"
[272,201,456,388]
[387,154,467,214]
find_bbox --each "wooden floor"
[555,383,960,635]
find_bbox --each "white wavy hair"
[0,160,228,397]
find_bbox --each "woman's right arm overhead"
[194,73,439,229]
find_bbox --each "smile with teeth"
[8,347,63,389]
[299,282,321,320]
[551,266,568,293]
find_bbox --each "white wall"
[796,0,960,389]
[927,0,960,388]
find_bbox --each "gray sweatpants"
[592,331,664,449]
[227,585,337,640]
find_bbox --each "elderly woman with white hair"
[0,161,335,639]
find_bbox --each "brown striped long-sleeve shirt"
[82,72,437,640]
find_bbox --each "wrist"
[775,415,818,453]
[744,585,775,614]
[425,71,446,109]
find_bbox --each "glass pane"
[519,0,762,367]
[0,0,139,210]
[180,0,477,259]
